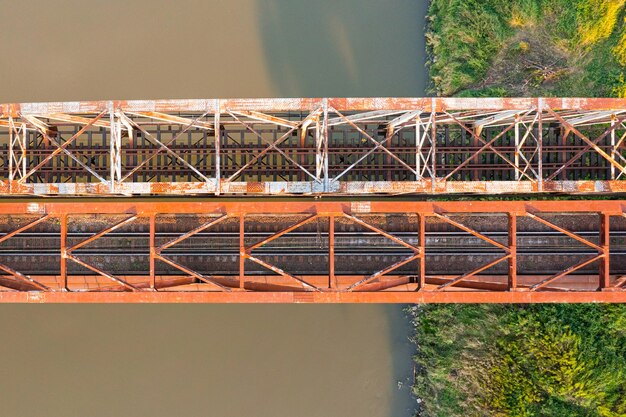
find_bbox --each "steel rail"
[2,230,624,237]
[0,249,620,257]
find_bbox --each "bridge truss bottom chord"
[0,200,625,303]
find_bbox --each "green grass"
[426,0,626,97]
[418,2,626,415]
[409,304,626,416]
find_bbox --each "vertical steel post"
[299,122,306,182]
[315,100,328,188]
[431,99,437,192]
[514,115,520,181]
[385,127,392,181]
[315,117,322,181]
[109,105,116,193]
[239,214,245,289]
[322,98,329,191]
[415,116,421,179]
[20,123,26,181]
[329,214,336,289]
[109,105,122,193]
[508,213,517,290]
[215,101,221,195]
[537,99,544,191]
[418,212,426,290]
[430,101,437,193]
[150,213,156,290]
[611,116,616,180]
[599,213,610,289]
[60,214,68,291]
[8,117,14,184]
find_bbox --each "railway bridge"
[1,97,626,303]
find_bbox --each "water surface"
[0,305,417,417]
[0,0,428,101]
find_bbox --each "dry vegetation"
[427,0,626,97]
[410,304,626,416]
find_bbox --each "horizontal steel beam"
[2,180,626,196]
[3,291,626,303]
[4,199,626,215]
[5,97,626,116]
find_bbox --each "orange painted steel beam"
[4,199,626,215]
[2,291,626,304]
[0,199,623,302]
[0,274,605,292]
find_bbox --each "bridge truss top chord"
[3,97,626,196]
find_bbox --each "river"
[0,1,429,416]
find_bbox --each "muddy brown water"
[0,1,428,416]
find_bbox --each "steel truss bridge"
[0,98,626,303]
[2,97,626,196]
[0,200,625,303]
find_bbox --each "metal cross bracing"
[1,200,626,303]
[5,97,626,196]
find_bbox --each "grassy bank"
[427,0,626,97]
[416,1,626,416]
[410,304,626,416]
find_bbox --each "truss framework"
[0,200,625,302]
[3,98,626,196]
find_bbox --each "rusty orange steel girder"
[0,199,625,303]
[4,97,626,196]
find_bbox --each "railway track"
[0,199,621,302]
[0,211,624,277]
[0,141,618,183]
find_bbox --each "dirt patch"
[473,28,573,95]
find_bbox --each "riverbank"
[426,0,626,97]
[409,304,626,416]
[414,1,626,415]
